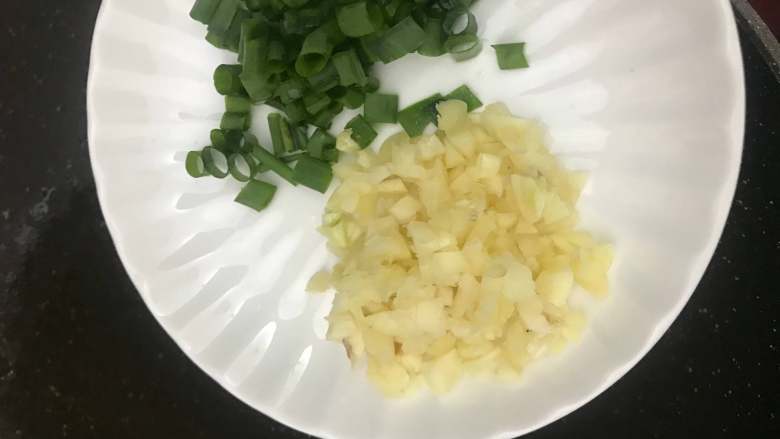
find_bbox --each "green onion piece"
[295,28,334,77]
[293,156,334,193]
[345,114,377,148]
[492,42,529,70]
[444,34,483,62]
[205,30,227,50]
[358,35,381,63]
[185,151,209,178]
[223,9,249,53]
[418,18,445,57]
[201,146,229,178]
[281,151,307,163]
[250,145,298,185]
[337,2,384,37]
[303,92,332,115]
[364,93,398,124]
[443,10,477,36]
[373,16,426,63]
[445,85,482,112]
[391,1,414,24]
[220,112,250,131]
[239,18,267,63]
[235,180,277,212]
[281,0,310,8]
[363,76,380,93]
[307,62,340,92]
[306,128,336,159]
[266,40,288,73]
[190,0,222,25]
[283,8,323,35]
[211,129,244,152]
[285,100,310,125]
[268,113,295,155]
[228,152,257,182]
[322,148,340,163]
[226,95,252,114]
[398,94,443,137]
[240,72,277,103]
[214,65,245,96]
[291,126,309,151]
[332,87,365,109]
[276,78,306,104]
[208,0,239,35]
[241,38,269,76]
[333,49,368,87]
[311,102,343,129]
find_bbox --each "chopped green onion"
[345,114,377,148]
[492,42,529,70]
[266,40,288,73]
[307,62,340,92]
[225,95,252,114]
[311,102,343,129]
[398,94,443,137]
[363,76,380,93]
[268,113,295,155]
[280,151,307,163]
[228,152,257,182]
[223,9,249,53]
[445,85,482,112]
[373,16,426,63]
[418,18,445,57]
[250,145,298,185]
[364,93,398,124]
[322,148,340,163]
[205,30,227,50]
[208,0,239,35]
[293,156,334,193]
[306,128,336,159]
[291,125,309,151]
[295,27,333,77]
[303,92,332,115]
[211,129,244,152]
[241,38,269,76]
[443,10,477,36]
[331,87,365,109]
[220,112,250,131]
[235,180,277,212]
[214,64,245,96]
[201,146,229,178]
[285,100,310,124]
[337,2,384,37]
[185,151,209,178]
[444,34,482,62]
[276,78,306,103]
[239,18,267,63]
[190,0,222,25]
[240,72,277,103]
[333,49,368,87]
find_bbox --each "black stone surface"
[0,1,777,438]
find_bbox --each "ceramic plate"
[87,0,745,437]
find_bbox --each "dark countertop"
[0,1,777,438]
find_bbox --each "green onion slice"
[228,152,257,182]
[293,156,334,193]
[201,146,229,178]
[185,151,209,178]
[398,93,443,137]
[250,145,298,186]
[492,42,529,70]
[444,34,482,62]
[445,84,482,112]
[364,93,399,124]
[337,2,384,37]
[234,179,277,212]
[213,64,245,96]
[333,49,368,87]
[345,114,377,148]
[306,128,336,159]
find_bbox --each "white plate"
[87,0,745,438]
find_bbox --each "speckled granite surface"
[0,1,777,438]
